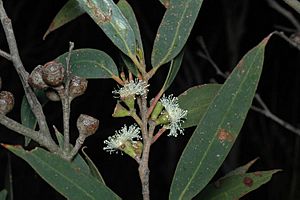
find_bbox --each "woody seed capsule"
[0,91,14,115]
[69,76,88,100]
[28,65,48,89]
[42,61,65,87]
[76,114,99,137]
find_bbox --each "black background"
[1,0,300,199]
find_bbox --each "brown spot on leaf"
[243,177,253,187]
[217,129,234,143]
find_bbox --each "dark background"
[1,0,300,199]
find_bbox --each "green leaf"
[76,0,136,57]
[169,35,272,199]
[82,147,105,184]
[151,0,204,68]
[55,48,119,79]
[44,0,84,39]
[120,53,139,77]
[3,145,120,200]
[178,84,221,128]
[222,158,259,179]
[117,0,144,59]
[21,90,48,146]
[0,189,7,200]
[195,170,281,200]
[161,50,184,92]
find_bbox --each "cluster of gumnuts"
[28,60,99,137]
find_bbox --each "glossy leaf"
[44,0,84,39]
[161,50,184,92]
[55,48,119,78]
[21,90,48,146]
[82,147,105,184]
[0,189,7,200]
[151,0,204,68]
[169,35,271,199]
[178,84,221,128]
[76,0,136,57]
[117,0,144,59]
[195,170,281,200]
[3,145,120,200]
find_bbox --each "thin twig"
[0,49,11,60]
[0,114,61,153]
[67,135,86,161]
[0,0,56,149]
[197,37,227,78]
[152,127,166,144]
[61,42,74,152]
[267,0,300,31]
[274,31,300,51]
[198,37,300,136]
[138,91,151,200]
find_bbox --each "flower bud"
[42,61,65,87]
[28,65,49,89]
[150,101,163,120]
[76,114,99,137]
[0,91,14,115]
[112,102,130,117]
[69,76,88,100]
[45,89,60,101]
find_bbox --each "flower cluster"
[112,79,149,99]
[160,95,187,137]
[103,124,142,154]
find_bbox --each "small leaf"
[44,0,84,39]
[169,35,272,199]
[178,84,221,128]
[195,170,281,200]
[222,158,259,179]
[82,147,105,184]
[55,48,119,79]
[76,0,136,57]
[3,145,120,200]
[21,90,48,146]
[151,0,204,68]
[161,50,184,92]
[0,189,7,200]
[120,53,139,77]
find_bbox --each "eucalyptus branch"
[283,0,300,15]
[0,114,60,153]
[267,0,300,31]
[62,42,74,152]
[138,92,151,200]
[0,0,52,139]
[198,37,300,136]
[0,49,11,60]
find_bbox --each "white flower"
[160,95,187,137]
[112,79,149,98]
[103,124,142,154]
